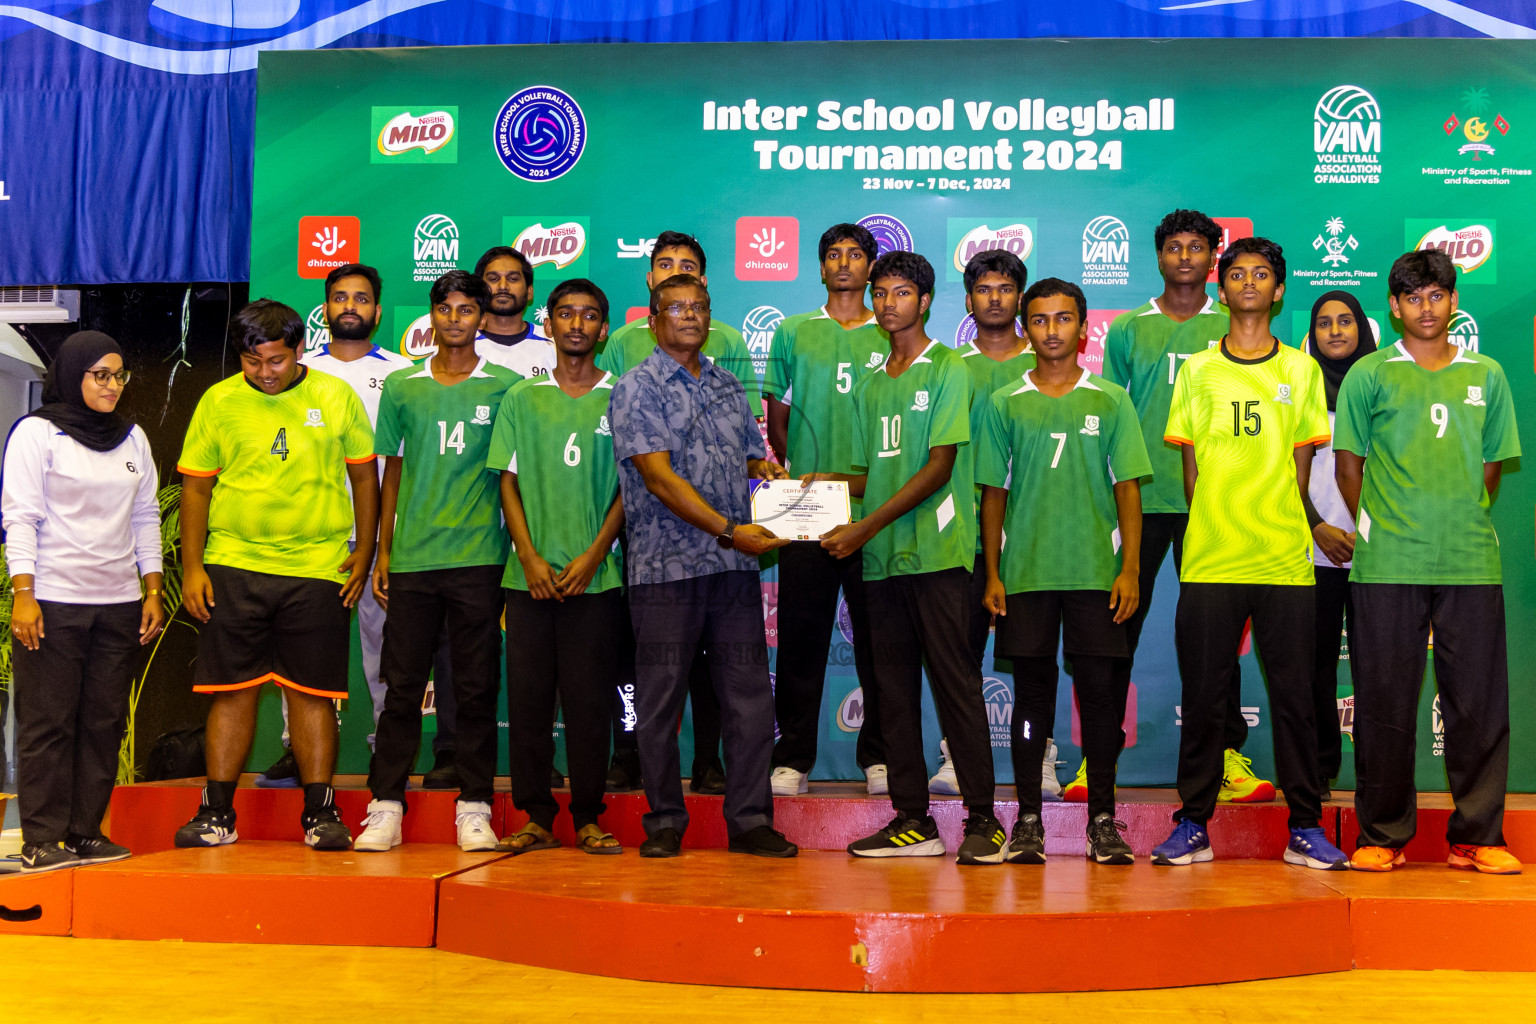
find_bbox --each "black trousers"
[1122,512,1248,752]
[969,554,1057,746]
[14,600,140,844]
[772,542,882,772]
[504,588,624,830]
[370,566,503,805]
[609,625,721,777]
[1312,565,1353,782]
[866,567,994,821]
[630,571,775,838]
[1174,582,1322,829]
[1351,583,1509,848]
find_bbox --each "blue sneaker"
[1284,827,1349,871]
[1151,818,1212,866]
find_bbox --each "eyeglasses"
[87,368,132,386]
[661,302,711,319]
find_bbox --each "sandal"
[576,824,622,855]
[497,822,559,856]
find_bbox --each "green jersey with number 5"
[1333,342,1521,585]
[374,359,520,572]
[485,374,623,594]
[976,370,1151,593]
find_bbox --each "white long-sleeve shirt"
[2,417,163,603]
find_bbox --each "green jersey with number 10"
[486,374,624,594]
[374,359,519,572]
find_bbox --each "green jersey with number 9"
[374,359,520,572]
[485,374,623,594]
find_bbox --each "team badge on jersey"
[1081,414,1101,436]
[1275,383,1292,405]
[472,404,492,425]
[1465,386,1485,406]
[866,352,885,369]
[304,408,325,427]
[596,414,612,437]
[911,390,930,412]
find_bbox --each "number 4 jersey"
[374,359,520,573]
[1333,342,1521,585]
[1164,343,1330,586]
[178,367,375,581]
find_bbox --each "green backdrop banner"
[250,39,1535,790]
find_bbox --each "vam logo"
[1312,85,1382,184]
[837,687,866,732]
[508,220,589,272]
[1414,222,1494,276]
[742,305,784,377]
[983,677,1013,747]
[412,214,460,283]
[305,304,330,347]
[1081,215,1129,286]
[1448,310,1479,352]
[373,109,457,162]
[1431,694,1445,757]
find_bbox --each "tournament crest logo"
[856,214,914,257]
[1080,414,1100,436]
[911,390,930,412]
[1465,385,1485,407]
[493,86,587,182]
[472,405,491,425]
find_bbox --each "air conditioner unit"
[0,286,80,323]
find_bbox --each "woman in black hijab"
[2,331,166,872]
[1302,290,1377,799]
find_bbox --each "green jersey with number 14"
[374,359,519,572]
[486,374,623,594]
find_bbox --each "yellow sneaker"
[1448,844,1523,875]
[1218,749,1276,803]
[1063,759,1088,802]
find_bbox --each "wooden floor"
[4,935,1535,1020]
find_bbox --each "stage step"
[0,867,73,936]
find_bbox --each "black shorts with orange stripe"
[193,564,350,700]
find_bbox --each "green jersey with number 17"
[374,359,520,572]
[486,374,624,594]
[1103,297,1228,513]
[850,339,973,582]
[1333,342,1521,585]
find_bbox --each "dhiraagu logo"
[372,107,458,164]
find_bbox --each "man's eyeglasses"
[661,302,711,319]
[86,368,132,386]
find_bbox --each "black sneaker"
[639,827,683,858]
[1086,813,1134,865]
[174,799,238,848]
[728,825,798,858]
[847,815,944,858]
[689,762,726,795]
[422,751,460,790]
[64,834,132,865]
[302,804,353,850]
[956,813,1008,866]
[606,758,643,792]
[255,749,300,789]
[550,767,566,789]
[1006,813,1046,864]
[20,842,80,874]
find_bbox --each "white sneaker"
[455,800,498,852]
[864,764,889,796]
[928,739,960,795]
[1041,740,1064,802]
[354,799,403,852]
[770,766,809,796]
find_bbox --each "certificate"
[750,479,851,540]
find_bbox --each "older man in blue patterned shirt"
[610,273,798,859]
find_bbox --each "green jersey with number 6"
[177,367,375,582]
[598,318,764,417]
[1103,297,1227,514]
[1165,343,1330,586]
[485,374,623,594]
[1333,342,1521,585]
[763,309,888,491]
[850,339,973,582]
[374,359,520,572]
[976,370,1151,593]
[960,341,1036,555]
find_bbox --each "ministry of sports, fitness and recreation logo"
[1312,84,1382,185]
[856,214,914,257]
[305,304,330,347]
[1314,217,1359,267]
[1294,216,1376,289]
[947,219,1034,282]
[372,108,457,163]
[983,677,1013,748]
[412,214,459,283]
[1443,88,1509,162]
[1448,310,1479,352]
[1410,220,1495,279]
[1080,414,1100,436]
[493,86,586,182]
[837,686,866,732]
[504,219,589,273]
[742,305,784,377]
[1081,215,1129,286]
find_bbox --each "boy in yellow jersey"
[175,300,379,850]
[1153,238,1346,870]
